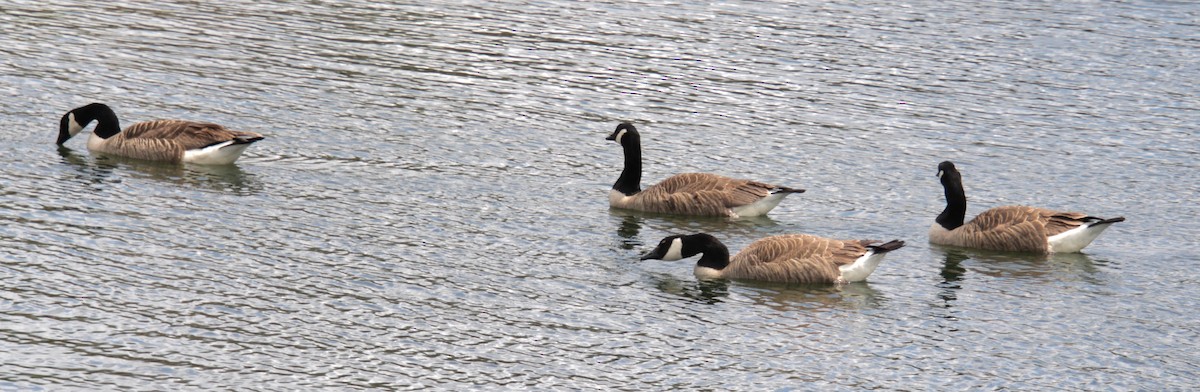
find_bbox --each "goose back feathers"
[606,123,803,217]
[58,103,263,165]
[930,161,1124,253]
[610,172,801,217]
[641,233,904,284]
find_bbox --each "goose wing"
[635,173,779,215]
[726,234,860,284]
[958,206,1077,251]
[121,120,263,150]
[1042,211,1100,236]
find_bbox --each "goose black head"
[937,161,961,183]
[606,122,640,146]
[640,234,687,261]
[640,233,723,261]
[57,107,86,145]
[57,103,118,145]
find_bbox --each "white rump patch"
[838,250,889,282]
[730,192,790,218]
[182,141,251,165]
[1047,223,1114,253]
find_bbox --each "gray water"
[2,0,1198,390]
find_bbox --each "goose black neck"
[81,103,122,139]
[937,172,967,230]
[613,133,642,196]
[690,234,732,271]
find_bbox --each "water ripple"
[2,0,1198,390]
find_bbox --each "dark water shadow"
[737,279,886,311]
[57,145,118,185]
[56,146,263,195]
[607,207,782,225]
[1043,252,1108,286]
[932,247,970,311]
[928,243,1052,280]
[928,244,1101,281]
[647,272,731,305]
[927,244,1106,322]
[613,213,645,251]
[646,272,885,310]
[609,209,786,264]
[926,245,1105,335]
[608,207,783,238]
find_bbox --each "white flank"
[68,113,84,136]
[927,223,955,246]
[1047,223,1115,253]
[693,265,723,280]
[182,141,250,165]
[838,250,888,282]
[86,132,106,150]
[662,238,684,261]
[609,189,632,207]
[730,191,789,218]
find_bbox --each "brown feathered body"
[609,173,800,217]
[711,234,890,284]
[696,234,902,284]
[930,206,1106,253]
[642,233,904,284]
[87,120,263,164]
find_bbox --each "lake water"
[2,0,1198,389]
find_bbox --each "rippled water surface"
[2,0,1199,389]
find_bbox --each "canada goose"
[57,103,264,165]
[606,123,804,217]
[931,161,1125,253]
[640,233,905,284]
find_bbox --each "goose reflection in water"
[650,273,731,305]
[609,207,783,236]
[930,243,1103,283]
[647,270,886,311]
[615,213,644,251]
[57,145,262,195]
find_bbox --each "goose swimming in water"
[57,103,264,165]
[641,233,904,285]
[606,122,804,218]
[930,161,1124,253]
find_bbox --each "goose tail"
[868,239,906,253]
[1085,216,1126,227]
[231,135,265,145]
[840,239,904,283]
[1048,217,1123,253]
[771,186,805,194]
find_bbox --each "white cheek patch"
[68,113,84,136]
[662,238,684,261]
[613,129,626,144]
